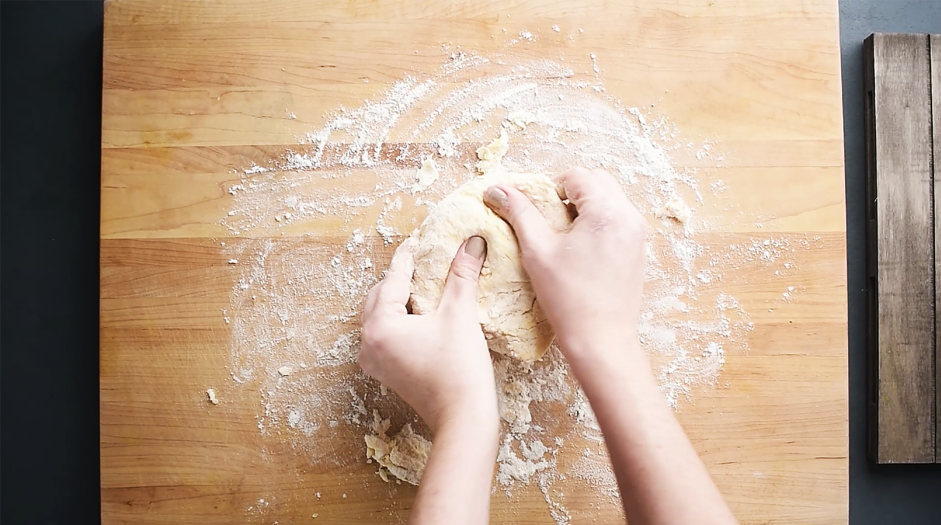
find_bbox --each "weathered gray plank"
[865,33,936,464]
[932,34,941,463]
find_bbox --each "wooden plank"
[933,34,941,463]
[865,33,936,464]
[863,34,878,464]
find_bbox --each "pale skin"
[359,167,738,525]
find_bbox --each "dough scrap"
[409,171,573,361]
[505,109,536,130]
[475,130,509,174]
[364,410,432,485]
[412,156,439,193]
[655,195,691,224]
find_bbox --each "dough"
[475,130,509,174]
[409,171,573,361]
[364,410,432,485]
[412,156,438,193]
[655,194,691,224]
[505,109,536,130]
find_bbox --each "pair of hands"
[358,167,737,525]
[358,167,647,435]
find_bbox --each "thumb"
[483,185,555,258]
[438,236,487,311]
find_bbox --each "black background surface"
[1,1,939,523]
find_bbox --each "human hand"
[482,167,647,369]
[359,236,499,436]
[484,169,738,525]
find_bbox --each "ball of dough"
[409,172,574,361]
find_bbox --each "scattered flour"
[215,47,810,521]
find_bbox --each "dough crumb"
[311,514,319,519]
[505,109,536,130]
[475,130,509,174]
[412,156,439,193]
[364,410,432,485]
[206,388,219,405]
[655,195,692,224]
[278,366,293,376]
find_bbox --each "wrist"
[431,397,500,441]
[562,332,656,390]
[559,328,641,370]
[567,339,669,424]
[431,407,500,463]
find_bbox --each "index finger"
[554,167,625,216]
[363,237,414,317]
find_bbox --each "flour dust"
[218,45,801,522]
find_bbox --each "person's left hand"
[359,236,498,436]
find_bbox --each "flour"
[218,47,795,520]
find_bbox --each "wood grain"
[101,0,848,523]
[865,33,937,464]
[933,34,941,460]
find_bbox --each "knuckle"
[627,208,646,235]
[364,284,380,306]
[565,184,584,204]
[360,320,385,352]
[618,214,646,242]
[504,196,527,222]
[521,239,551,269]
[449,259,480,283]
[503,191,534,219]
[356,349,374,374]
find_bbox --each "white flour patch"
[218,48,802,520]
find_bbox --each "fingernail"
[483,186,507,210]
[464,236,487,259]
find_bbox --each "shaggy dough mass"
[409,171,573,361]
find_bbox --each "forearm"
[408,413,499,525]
[569,338,737,525]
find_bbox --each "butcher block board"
[100,0,848,523]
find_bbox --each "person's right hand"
[486,168,738,525]
[482,167,647,369]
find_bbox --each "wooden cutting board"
[100,0,848,523]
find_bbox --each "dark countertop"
[841,0,941,522]
[2,1,939,523]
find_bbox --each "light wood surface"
[100,0,848,523]
[865,33,939,464]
